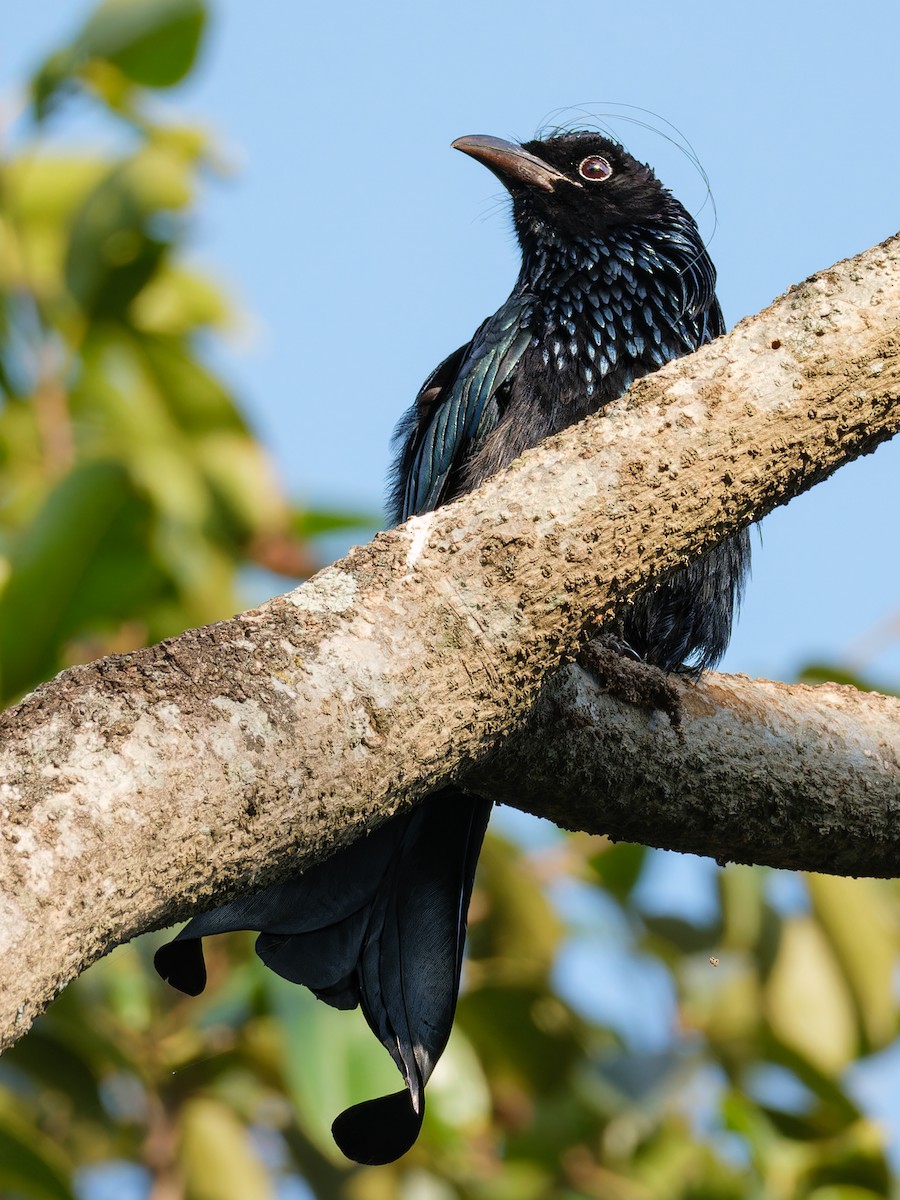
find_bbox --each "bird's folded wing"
[400,295,534,518]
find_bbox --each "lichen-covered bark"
[0,232,898,1051]
[475,663,900,876]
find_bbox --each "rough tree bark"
[0,233,898,1052]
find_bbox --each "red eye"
[578,155,613,181]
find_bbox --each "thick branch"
[0,233,899,1050]
[473,660,900,876]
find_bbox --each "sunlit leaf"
[765,918,858,1076]
[465,1163,552,1200]
[130,266,232,334]
[468,834,563,980]
[1,158,109,301]
[3,159,108,228]
[77,0,206,89]
[806,875,898,1051]
[262,972,396,1164]
[422,1029,491,1156]
[630,1121,750,1200]
[193,433,288,537]
[133,333,242,431]
[718,865,767,953]
[696,960,763,1056]
[179,1097,273,1200]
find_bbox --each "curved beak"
[451,134,578,193]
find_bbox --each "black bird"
[155,130,749,1164]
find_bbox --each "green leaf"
[262,973,397,1164]
[721,1088,779,1169]
[802,1116,891,1196]
[31,50,82,120]
[130,266,232,334]
[65,171,165,317]
[642,913,721,955]
[64,148,193,318]
[0,1101,76,1200]
[425,1028,491,1132]
[796,663,891,695]
[0,460,162,700]
[807,1190,886,1200]
[718,864,767,953]
[807,875,899,1051]
[763,1041,861,1130]
[588,839,646,900]
[2,1028,105,1120]
[764,917,858,1076]
[194,433,289,538]
[291,506,381,540]
[77,0,207,88]
[2,158,108,229]
[457,985,583,1094]
[133,335,243,434]
[179,1097,273,1200]
[468,834,563,980]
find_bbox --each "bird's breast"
[527,270,679,423]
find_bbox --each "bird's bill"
[451,134,578,192]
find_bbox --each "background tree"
[1,3,899,1200]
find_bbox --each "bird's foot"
[576,639,682,729]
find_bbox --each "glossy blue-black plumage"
[156,130,748,1166]
[392,135,747,671]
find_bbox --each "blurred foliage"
[797,663,899,699]
[2,3,900,1199]
[0,0,374,706]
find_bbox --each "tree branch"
[0,232,898,1051]
[473,657,900,876]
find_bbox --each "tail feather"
[154,788,491,1164]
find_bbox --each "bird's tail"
[154,789,491,1165]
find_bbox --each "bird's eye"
[578,155,613,182]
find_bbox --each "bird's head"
[452,131,671,246]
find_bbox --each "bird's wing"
[394,294,534,520]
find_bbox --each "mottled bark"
[476,660,900,876]
[0,232,898,1051]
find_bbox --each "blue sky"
[4,0,900,684]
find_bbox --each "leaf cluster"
[0,0,374,705]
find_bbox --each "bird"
[154,129,750,1165]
